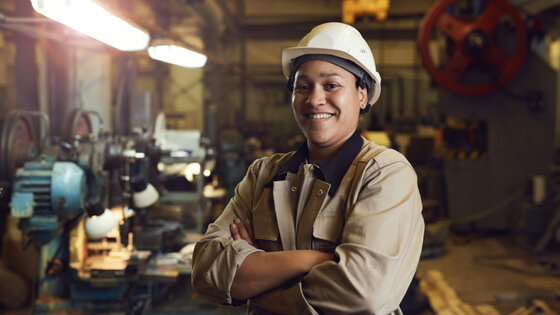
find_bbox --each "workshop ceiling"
[141,0,437,42]
[139,0,560,43]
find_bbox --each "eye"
[325,83,340,90]
[294,84,310,92]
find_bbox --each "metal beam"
[241,22,421,40]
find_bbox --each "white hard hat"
[282,22,382,106]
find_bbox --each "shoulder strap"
[344,160,369,221]
[343,139,387,220]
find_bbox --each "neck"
[307,139,347,164]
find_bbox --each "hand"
[230,218,257,248]
[250,288,293,314]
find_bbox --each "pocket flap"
[313,216,343,243]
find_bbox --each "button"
[317,189,324,196]
[291,186,297,192]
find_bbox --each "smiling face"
[292,60,367,159]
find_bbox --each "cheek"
[342,103,362,124]
[334,93,360,113]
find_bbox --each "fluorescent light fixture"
[148,39,207,68]
[30,0,150,51]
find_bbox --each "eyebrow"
[295,73,343,80]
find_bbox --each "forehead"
[295,60,354,80]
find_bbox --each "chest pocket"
[312,214,343,253]
[311,160,368,253]
[251,188,282,251]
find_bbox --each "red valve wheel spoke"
[436,12,469,42]
[486,43,511,72]
[473,1,502,34]
[442,49,470,81]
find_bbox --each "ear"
[358,86,368,107]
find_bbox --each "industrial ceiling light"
[148,39,207,68]
[30,0,150,51]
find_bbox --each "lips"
[307,113,334,119]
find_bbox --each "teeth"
[309,113,333,119]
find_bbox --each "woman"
[192,22,424,315]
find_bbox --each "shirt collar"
[279,129,363,196]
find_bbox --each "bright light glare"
[30,0,150,51]
[148,44,207,68]
[203,169,211,177]
[182,163,201,182]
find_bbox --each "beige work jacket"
[192,137,424,314]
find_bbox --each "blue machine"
[1,110,183,312]
[10,159,86,246]
[8,158,88,303]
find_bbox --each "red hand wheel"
[418,0,528,96]
[67,108,93,140]
[0,112,37,181]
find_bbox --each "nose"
[306,85,325,106]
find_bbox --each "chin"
[308,135,335,147]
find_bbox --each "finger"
[235,220,252,244]
[234,218,244,233]
[245,219,254,239]
[230,223,240,240]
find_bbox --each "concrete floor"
[149,234,560,315]
[178,234,560,315]
[417,233,560,314]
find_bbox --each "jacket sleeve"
[284,158,425,315]
[191,160,265,305]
